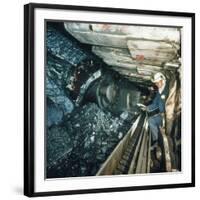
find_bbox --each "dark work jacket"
[147,83,169,114]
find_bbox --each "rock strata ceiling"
[64,23,181,83]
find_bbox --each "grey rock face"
[45,24,95,127]
[45,22,139,178]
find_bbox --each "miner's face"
[155,80,163,89]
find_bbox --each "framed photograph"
[24,3,195,197]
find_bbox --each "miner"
[147,72,169,151]
[138,72,168,152]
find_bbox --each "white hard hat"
[151,72,166,83]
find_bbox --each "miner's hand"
[137,103,147,111]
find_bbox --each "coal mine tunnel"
[46,21,181,178]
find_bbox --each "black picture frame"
[24,3,195,197]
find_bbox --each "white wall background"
[0,0,199,199]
